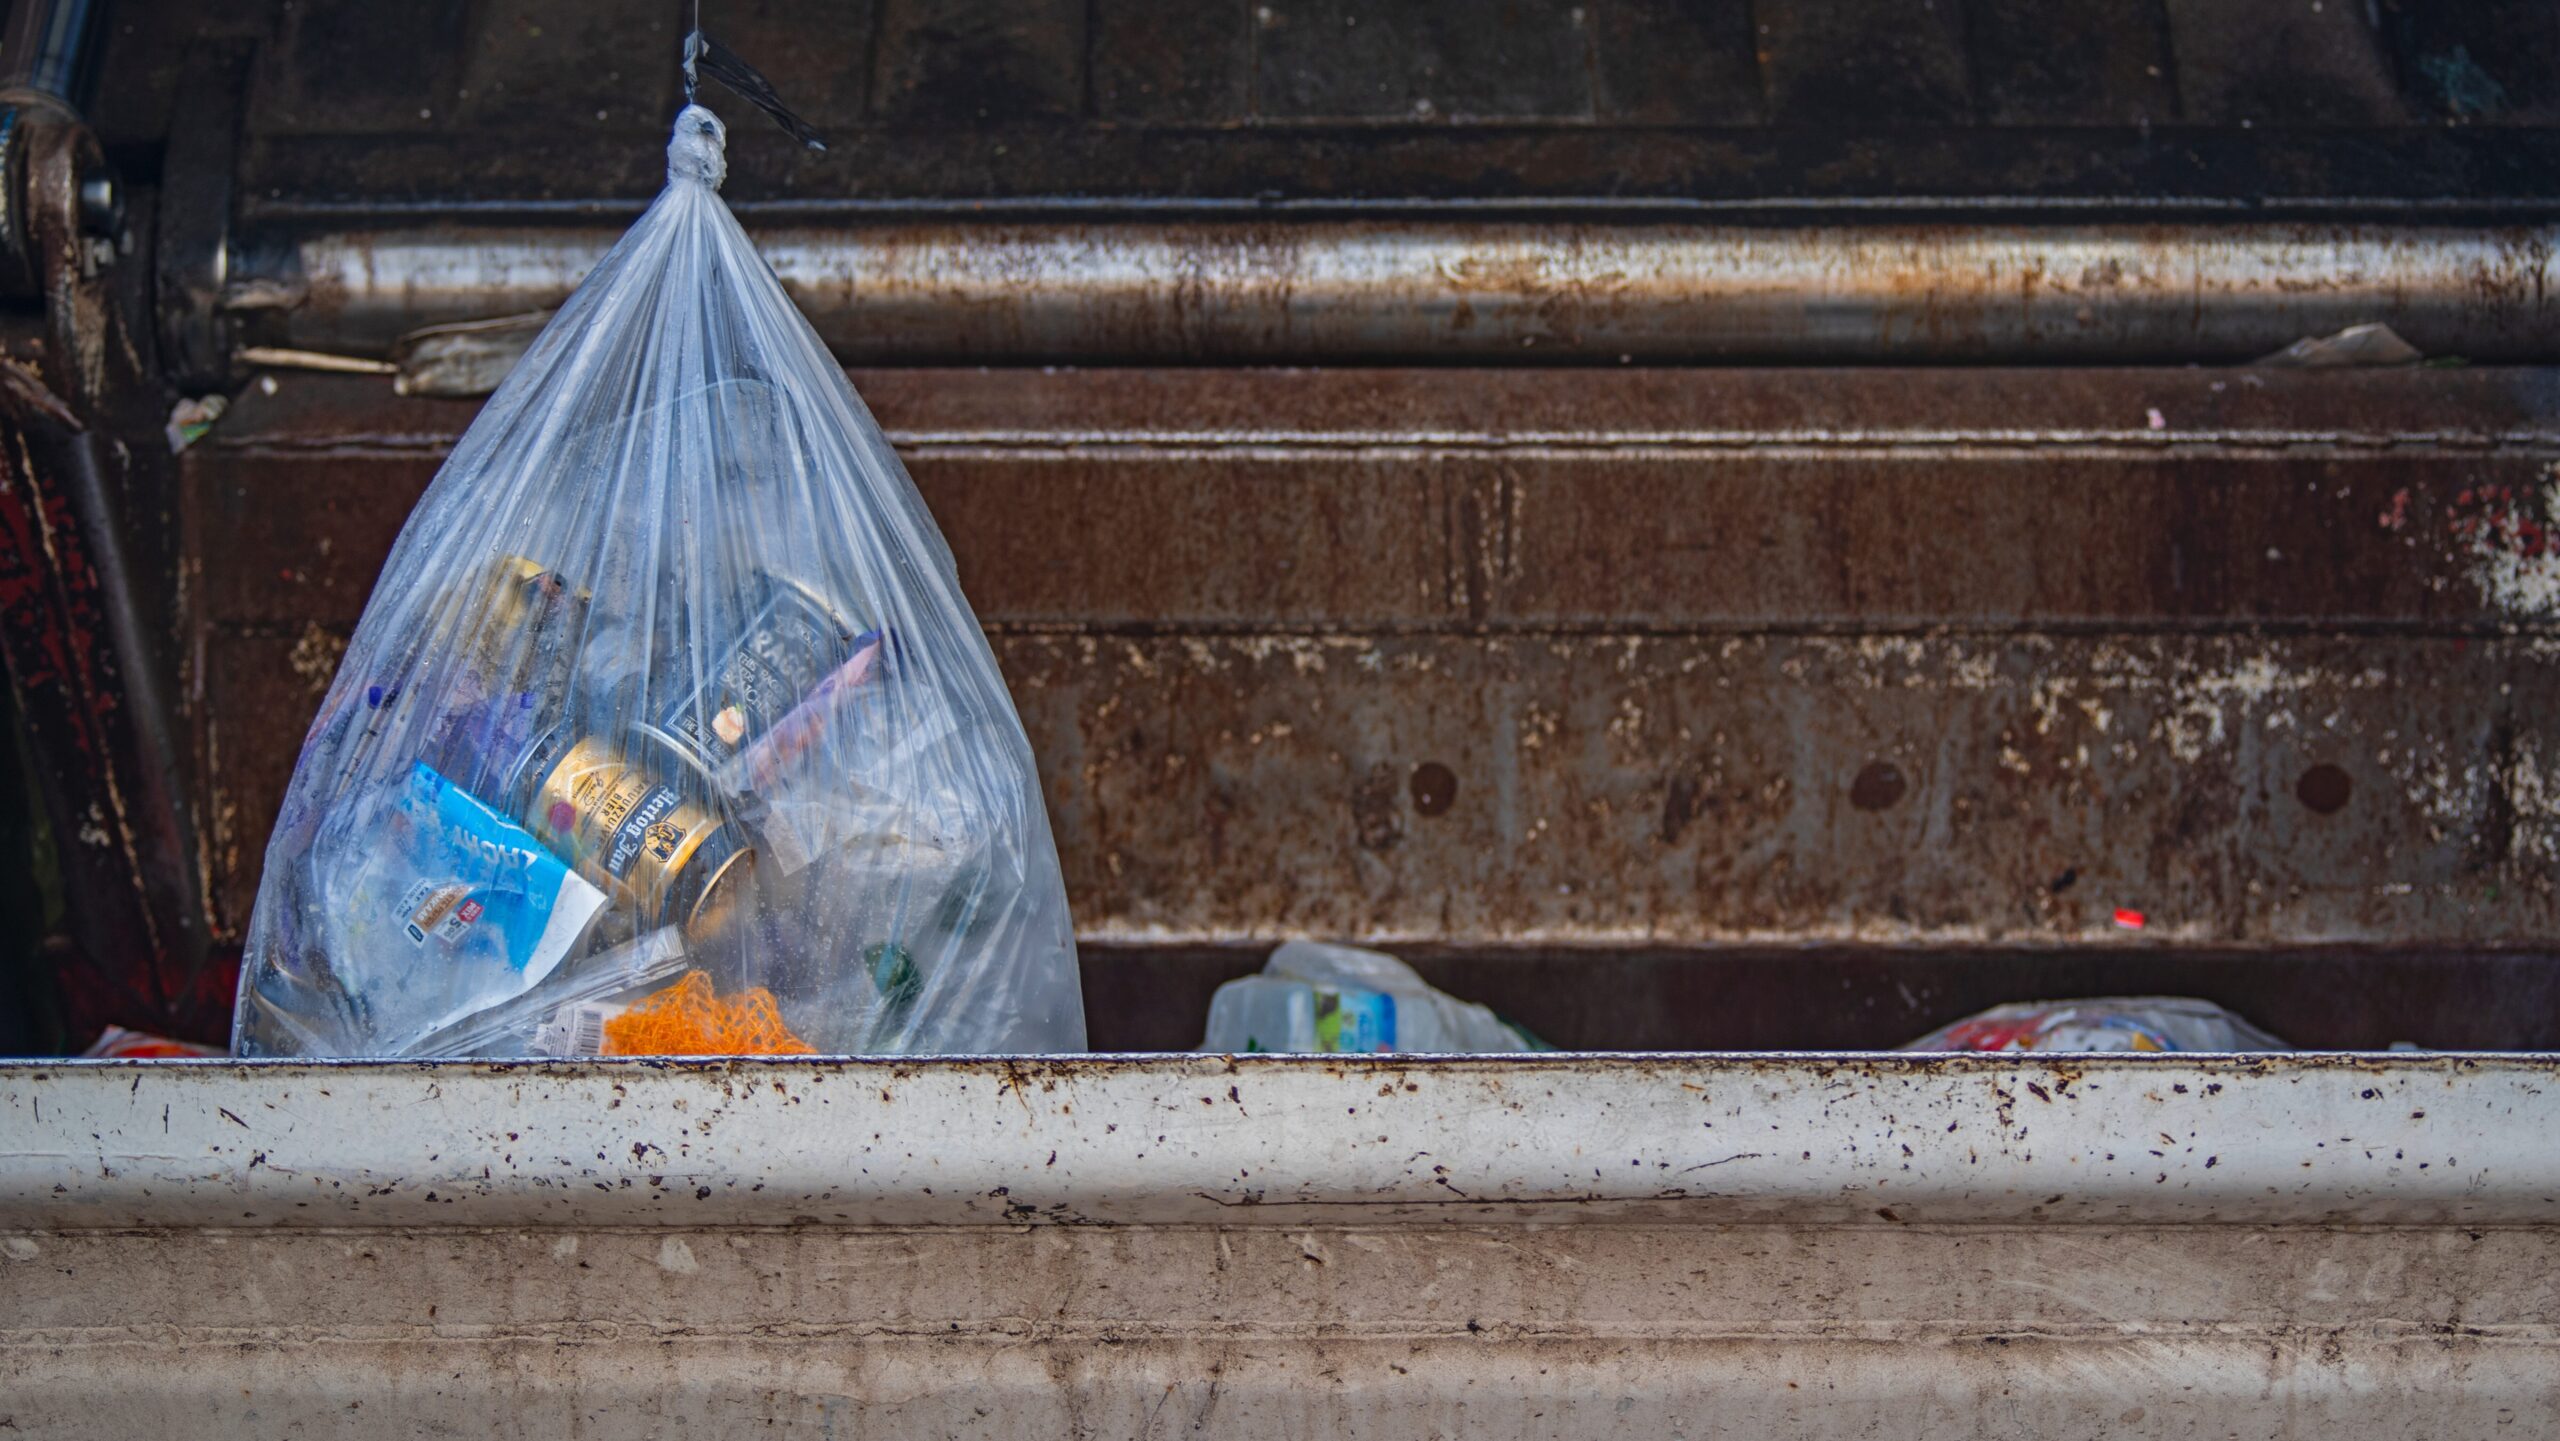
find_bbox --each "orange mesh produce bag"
[602,970,814,1056]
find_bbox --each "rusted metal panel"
[101,0,2560,167]
[1756,0,1973,126]
[2164,0,2409,125]
[183,452,434,627]
[714,0,881,132]
[121,0,2555,213]
[1587,0,1761,125]
[1255,0,1593,121]
[6,1056,2556,1434]
[1965,0,2179,125]
[451,1,681,135]
[246,0,468,137]
[839,363,2560,441]
[178,369,2560,955]
[191,368,2560,630]
[235,125,2560,216]
[873,0,1085,122]
[203,446,2560,632]
[1009,631,2560,946]
[187,627,2560,950]
[915,450,2560,631]
[1089,0,1250,123]
[248,221,2560,364]
[192,633,327,942]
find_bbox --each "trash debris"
[2254,322,2423,369]
[235,345,401,377]
[80,1026,224,1059]
[390,310,552,398]
[163,394,226,453]
[2112,907,2146,929]
[597,969,812,1056]
[301,760,611,1053]
[232,102,1084,1057]
[437,923,694,1058]
[1200,941,1548,1054]
[1903,998,2287,1053]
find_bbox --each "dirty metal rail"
[9,1057,2555,1436]
[4,1054,2553,1228]
[243,221,2560,365]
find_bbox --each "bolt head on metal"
[76,171,120,236]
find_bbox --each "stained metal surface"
[152,47,248,392]
[248,221,2560,365]
[1007,631,2560,946]
[9,1226,2559,1437]
[6,1053,2555,1227]
[5,1056,2558,1436]
[181,369,2560,975]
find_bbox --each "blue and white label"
[1313,987,1397,1053]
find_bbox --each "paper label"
[400,761,607,984]
[531,999,628,1058]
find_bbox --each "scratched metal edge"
[1,1053,2555,1230]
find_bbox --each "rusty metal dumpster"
[4,0,2560,1435]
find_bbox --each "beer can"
[649,573,858,776]
[522,733,754,934]
[461,555,587,673]
[489,716,573,812]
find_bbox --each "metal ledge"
[4,1053,2554,1230]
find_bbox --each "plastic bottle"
[1199,941,1541,1054]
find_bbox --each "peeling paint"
[2459,464,2560,618]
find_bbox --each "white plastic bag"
[1200,941,1541,1053]
[233,104,1084,1057]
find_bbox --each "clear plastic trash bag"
[233,105,1084,1057]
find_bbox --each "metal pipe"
[252,220,2560,364]
[0,0,106,114]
